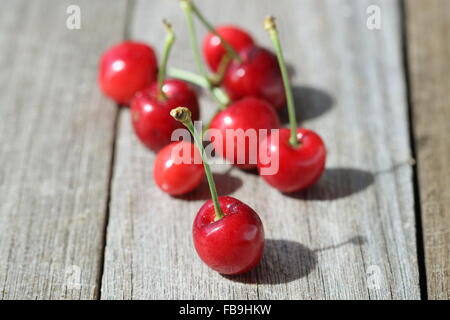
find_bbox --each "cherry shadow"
[175,173,243,201]
[223,236,366,284]
[280,86,334,124]
[287,168,374,201]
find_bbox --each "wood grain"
[0,0,128,299]
[406,0,450,300]
[100,0,420,299]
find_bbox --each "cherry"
[203,25,254,72]
[193,196,264,274]
[131,22,200,152]
[223,45,286,110]
[98,41,158,105]
[209,96,280,170]
[258,128,326,193]
[154,141,204,195]
[257,17,326,193]
[131,79,199,152]
[171,107,265,275]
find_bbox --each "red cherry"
[193,196,264,275]
[98,41,158,105]
[209,97,280,170]
[131,79,200,152]
[202,25,254,72]
[257,128,326,193]
[223,46,286,110]
[154,141,204,196]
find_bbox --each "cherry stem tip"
[264,15,276,31]
[170,107,192,124]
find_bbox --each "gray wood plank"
[101,0,420,299]
[0,0,128,299]
[406,0,450,300]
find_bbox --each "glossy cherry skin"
[202,25,254,72]
[131,79,200,152]
[154,141,204,196]
[98,41,158,105]
[257,128,326,193]
[193,196,264,275]
[223,46,286,110]
[209,97,280,170]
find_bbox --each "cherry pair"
[171,107,264,275]
[155,107,264,275]
[203,26,285,110]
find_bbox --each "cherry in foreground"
[171,107,265,275]
[193,196,264,274]
[98,41,158,105]
[257,17,326,193]
[154,141,204,196]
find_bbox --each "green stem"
[168,68,229,109]
[208,54,231,85]
[157,20,176,101]
[170,107,224,221]
[168,67,209,87]
[180,0,208,78]
[188,1,240,62]
[265,16,298,148]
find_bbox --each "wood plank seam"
[401,0,428,300]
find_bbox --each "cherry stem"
[179,1,229,110]
[180,0,208,78]
[185,0,241,62]
[157,20,176,101]
[208,54,231,85]
[265,16,299,148]
[170,107,225,221]
[168,68,229,110]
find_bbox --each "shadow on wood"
[223,236,366,285]
[280,85,334,124]
[176,173,243,201]
[288,168,374,200]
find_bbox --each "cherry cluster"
[97,0,326,276]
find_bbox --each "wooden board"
[100,0,420,299]
[406,0,450,300]
[0,0,128,299]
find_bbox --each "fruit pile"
[98,0,326,275]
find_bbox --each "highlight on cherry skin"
[209,96,280,170]
[223,45,286,110]
[98,41,158,105]
[202,25,255,72]
[131,79,200,152]
[193,196,265,275]
[154,141,204,196]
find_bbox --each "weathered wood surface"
[406,0,450,300]
[101,0,420,299]
[0,0,128,299]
